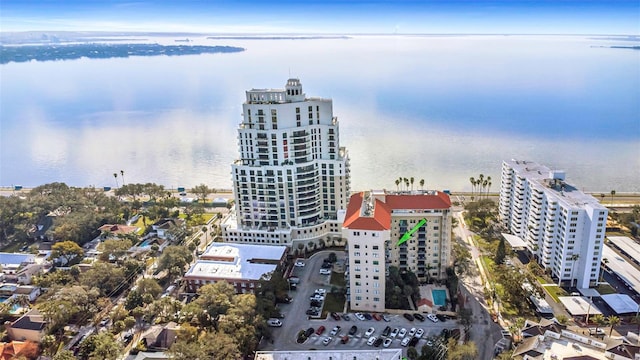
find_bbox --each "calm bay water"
[1,35,639,192]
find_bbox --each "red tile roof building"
[344,190,452,311]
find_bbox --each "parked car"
[319,268,331,275]
[342,313,351,321]
[315,288,327,295]
[414,313,425,322]
[316,326,325,335]
[373,313,382,321]
[310,300,321,307]
[294,261,305,267]
[416,328,425,338]
[401,337,411,347]
[398,328,407,338]
[364,327,375,337]
[306,308,320,315]
[341,335,350,344]
[330,326,341,336]
[383,337,393,348]
[331,312,341,321]
[323,337,333,346]
[349,325,358,335]
[267,319,282,327]
[403,313,415,321]
[321,262,332,269]
[408,328,417,338]
[390,328,399,338]
[354,313,366,321]
[382,314,391,322]
[309,295,325,301]
[382,326,391,337]
[363,313,373,320]
[305,327,315,337]
[374,337,384,347]
[427,314,439,323]
[367,336,377,346]
[409,336,420,347]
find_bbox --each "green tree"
[80,262,127,296]
[610,189,616,204]
[447,338,478,360]
[458,307,473,331]
[395,179,400,191]
[54,350,76,360]
[98,238,133,262]
[169,329,240,360]
[77,332,122,360]
[419,178,425,191]
[495,237,506,265]
[157,245,193,281]
[192,183,213,203]
[593,314,606,334]
[607,315,621,336]
[410,177,415,191]
[50,240,84,266]
[407,346,418,360]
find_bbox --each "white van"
[267,318,282,327]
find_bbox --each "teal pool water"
[432,289,447,307]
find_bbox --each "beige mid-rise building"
[343,190,452,312]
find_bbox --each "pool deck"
[418,284,449,313]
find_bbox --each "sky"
[1,0,639,35]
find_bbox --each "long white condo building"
[499,160,608,289]
[221,79,350,248]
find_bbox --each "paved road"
[454,211,505,360]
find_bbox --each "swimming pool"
[432,289,447,307]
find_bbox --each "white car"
[355,313,366,321]
[364,327,375,337]
[367,336,377,346]
[427,314,439,323]
[390,328,399,338]
[401,336,411,347]
[315,288,327,295]
[408,328,417,338]
[310,295,325,301]
[319,268,331,275]
[383,337,393,348]
[398,328,407,338]
[294,261,305,267]
[416,328,425,338]
[323,337,332,346]
[330,326,341,336]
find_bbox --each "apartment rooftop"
[504,159,605,210]
[184,243,286,281]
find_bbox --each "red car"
[372,313,382,321]
[316,325,325,335]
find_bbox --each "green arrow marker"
[397,218,427,246]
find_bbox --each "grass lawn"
[330,271,346,288]
[596,283,617,295]
[322,293,345,316]
[131,216,147,235]
[536,275,552,284]
[543,285,567,303]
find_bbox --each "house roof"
[98,224,139,234]
[512,335,542,357]
[607,343,640,359]
[342,193,391,231]
[0,341,38,360]
[384,192,451,210]
[10,309,46,331]
[0,253,35,267]
[600,293,640,314]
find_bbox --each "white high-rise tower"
[222,79,350,249]
[499,160,608,289]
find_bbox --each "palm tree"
[607,315,621,336]
[419,179,425,191]
[487,180,492,198]
[120,170,126,186]
[610,190,616,204]
[395,179,400,191]
[404,178,409,191]
[592,314,606,334]
[113,173,119,188]
[482,180,488,199]
[410,177,414,191]
[600,193,605,202]
[469,177,475,197]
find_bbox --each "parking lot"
[262,250,459,355]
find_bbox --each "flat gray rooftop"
[603,244,640,295]
[607,236,640,265]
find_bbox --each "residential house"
[5,309,47,343]
[140,322,180,351]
